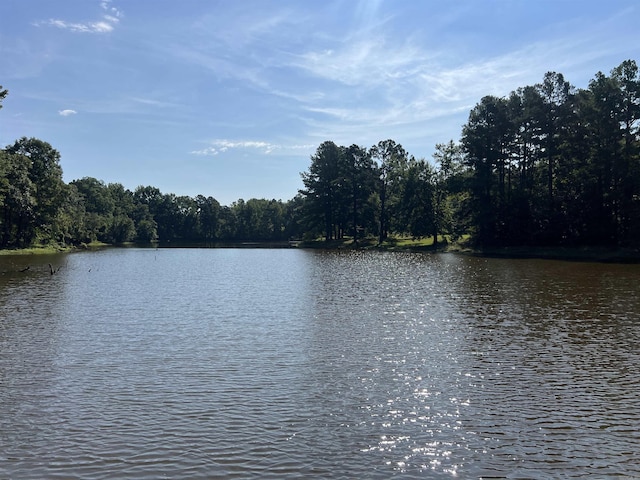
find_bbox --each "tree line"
[299,139,452,245]
[300,59,640,248]
[462,60,640,247]
[0,140,301,248]
[1,84,302,248]
[1,59,639,249]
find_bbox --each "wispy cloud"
[129,97,181,109]
[191,140,314,157]
[295,36,426,88]
[100,0,123,23]
[40,19,114,33]
[34,0,122,34]
[58,109,77,116]
[191,6,299,49]
[286,12,630,146]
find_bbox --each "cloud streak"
[59,109,77,116]
[191,140,314,157]
[283,10,634,147]
[34,0,122,34]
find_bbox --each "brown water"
[1,248,639,478]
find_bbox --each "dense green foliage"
[0,140,300,248]
[1,60,639,249]
[299,139,447,244]
[300,60,640,248]
[461,61,640,247]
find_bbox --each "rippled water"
[1,248,639,478]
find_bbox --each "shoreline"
[467,245,640,264]
[3,240,640,264]
[297,239,640,263]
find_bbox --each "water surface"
[1,248,639,478]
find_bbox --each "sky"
[1,0,639,205]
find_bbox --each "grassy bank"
[299,235,451,251]
[0,241,109,256]
[0,245,71,256]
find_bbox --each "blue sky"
[1,0,638,205]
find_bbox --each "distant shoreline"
[2,240,640,264]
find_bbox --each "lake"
[1,248,639,478]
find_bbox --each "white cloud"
[191,140,314,157]
[59,109,77,116]
[101,0,123,20]
[41,19,114,33]
[35,0,122,34]
[191,140,276,156]
[286,19,628,152]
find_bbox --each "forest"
[1,59,639,250]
